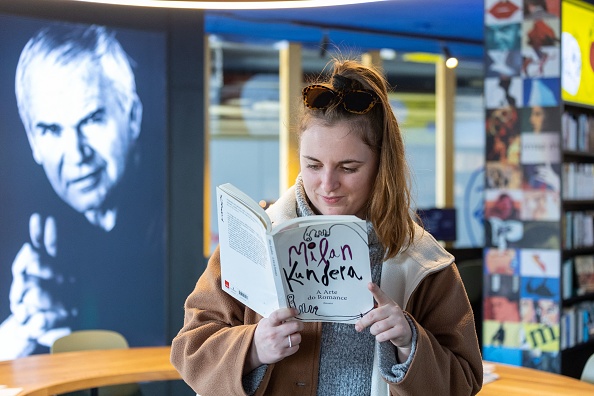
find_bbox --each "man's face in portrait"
[23,58,140,214]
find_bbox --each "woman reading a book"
[171,57,483,395]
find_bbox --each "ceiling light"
[379,48,396,61]
[443,46,458,69]
[402,52,441,64]
[65,0,385,10]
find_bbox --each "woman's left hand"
[355,282,413,362]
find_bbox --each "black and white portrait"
[0,17,167,359]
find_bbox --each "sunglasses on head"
[302,84,379,114]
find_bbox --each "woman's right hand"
[245,307,304,373]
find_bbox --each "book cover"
[575,255,594,295]
[216,183,374,323]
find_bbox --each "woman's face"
[300,120,378,219]
[529,106,545,132]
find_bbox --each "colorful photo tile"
[486,0,524,25]
[520,276,560,299]
[535,299,560,327]
[515,220,560,249]
[519,248,561,277]
[523,77,560,107]
[521,45,560,78]
[521,323,560,351]
[486,23,523,51]
[520,297,559,327]
[522,17,560,49]
[486,106,521,163]
[520,297,539,323]
[486,49,523,77]
[483,320,523,348]
[486,273,521,299]
[520,105,561,133]
[485,189,523,221]
[485,77,523,108]
[486,162,523,189]
[521,163,561,192]
[485,295,522,322]
[483,344,523,365]
[485,247,520,275]
[485,217,524,249]
[521,17,561,78]
[523,0,560,19]
[520,190,560,221]
[520,132,561,164]
[486,113,521,166]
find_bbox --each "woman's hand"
[245,307,304,373]
[355,282,413,362]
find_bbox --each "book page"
[217,183,271,231]
[272,219,373,323]
[217,187,281,317]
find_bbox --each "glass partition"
[206,38,485,252]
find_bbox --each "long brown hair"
[298,57,417,259]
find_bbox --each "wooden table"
[478,361,594,395]
[0,346,181,396]
[2,348,594,396]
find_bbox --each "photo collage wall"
[483,0,563,372]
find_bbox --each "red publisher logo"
[224,280,229,288]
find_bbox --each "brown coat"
[171,188,483,396]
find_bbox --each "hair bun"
[331,74,352,91]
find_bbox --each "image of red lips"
[489,1,520,20]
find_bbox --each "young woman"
[171,58,483,396]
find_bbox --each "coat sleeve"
[170,247,273,395]
[388,264,483,396]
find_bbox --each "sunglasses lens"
[304,87,336,109]
[303,85,378,114]
[343,91,376,113]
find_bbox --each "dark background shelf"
[562,247,594,259]
[563,151,594,163]
[562,340,594,379]
[562,292,594,307]
[562,200,594,210]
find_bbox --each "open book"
[216,183,373,323]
